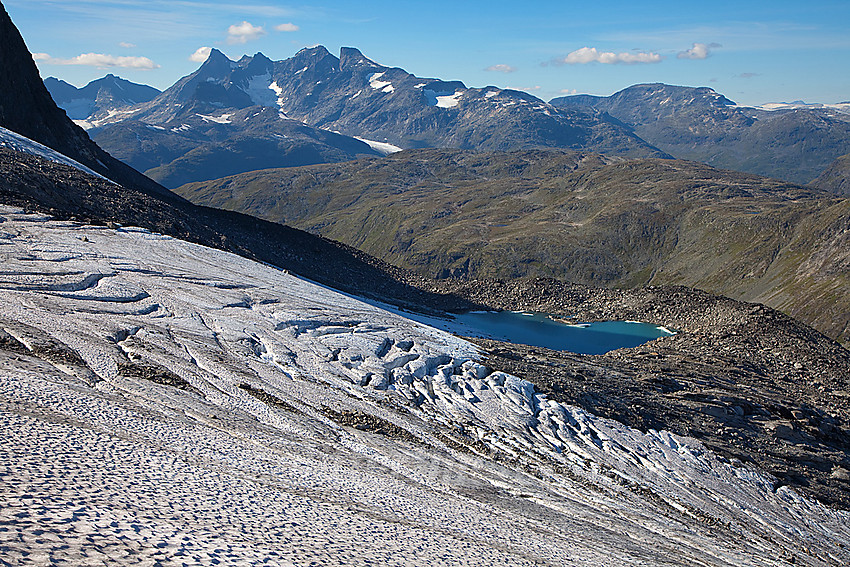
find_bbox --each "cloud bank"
[275,23,300,32]
[189,46,212,63]
[677,42,721,60]
[33,52,159,70]
[484,64,517,73]
[555,47,662,65]
[227,21,266,44]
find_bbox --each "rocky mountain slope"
[175,148,850,347]
[44,74,161,121]
[551,83,850,185]
[256,46,665,156]
[812,152,850,197]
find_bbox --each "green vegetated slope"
[175,149,850,344]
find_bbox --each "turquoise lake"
[447,311,674,355]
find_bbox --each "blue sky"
[6,0,850,106]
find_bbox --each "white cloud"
[227,21,267,44]
[677,42,721,60]
[190,46,213,63]
[484,64,516,73]
[32,52,159,70]
[559,88,578,95]
[119,42,137,49]
[555,47,662,65]
[275,23,300,32]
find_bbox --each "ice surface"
[244,72,278,107]
[0,206,847,566]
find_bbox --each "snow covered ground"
[0,206,848,566]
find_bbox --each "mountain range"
[44,73,161,121]
[51,47,667,187]
[46,51,850,189]
[551,84,850,185]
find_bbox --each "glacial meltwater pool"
[423,311,675,355]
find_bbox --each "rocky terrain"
[551,83,850,185]
[174,148,850,346]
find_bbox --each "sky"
[5,0,850,106]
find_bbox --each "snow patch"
[368,72,394,93]
[268,81,288,117]
[424,89,464,108]
[196,113,233,124]
[354,137,403,155]
[0,126,106,180]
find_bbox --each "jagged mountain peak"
[339,46,382,71]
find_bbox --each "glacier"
[0,206,848,566]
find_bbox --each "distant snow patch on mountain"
[368,72,394,93]
[354,136,403,155]
[196,113,233,124]
[244,73,278,107]
[268,81,288,117]
[424,89,464,108]
[737,101,850,115]
[0,126,105,179]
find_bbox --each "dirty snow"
[0,207,847,566]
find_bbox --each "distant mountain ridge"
[44,74,161,121]
[44,46,668,187]
[551,83,850,185]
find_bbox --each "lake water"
[444,311,674,355]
